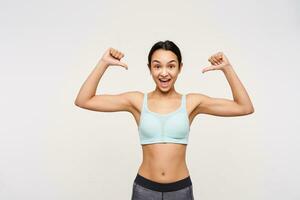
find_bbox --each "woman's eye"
[169,65,175,68]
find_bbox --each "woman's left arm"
[193,52,254,117]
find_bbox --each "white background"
[0,0,299,199]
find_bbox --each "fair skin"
[74,47,254,183]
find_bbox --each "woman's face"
[148,49,182,91]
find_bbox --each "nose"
[161,67,168,76]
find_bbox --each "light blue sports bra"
[138,92,190,145]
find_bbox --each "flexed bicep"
[76,91,139,113]
[192,93,253,117]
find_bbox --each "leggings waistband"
[134,173,192,192]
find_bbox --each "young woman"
[74,40,254,200]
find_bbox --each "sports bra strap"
[182,94,186,111]
[143,92,147,110]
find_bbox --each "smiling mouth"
[159,78,171,82]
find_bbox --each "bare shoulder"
[186,92,206,105]
[123,91,144,112]
[186,92,206,112]
[122,90,143,99]
[125,90,144,102]
[112,90,143,111]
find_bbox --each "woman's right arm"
[74,48,136,113]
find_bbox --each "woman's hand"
[202,52,231,73]
[100,48,128,70]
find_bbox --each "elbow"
[74,96,94,108]
[74,101,81,107]
[74,100,85,108]
[243,106,255,115]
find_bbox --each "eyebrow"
[152,59,177,63]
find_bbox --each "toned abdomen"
[138,143,190,183]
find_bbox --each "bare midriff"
[137,142,190,183]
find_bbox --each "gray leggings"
[131,173,194,200]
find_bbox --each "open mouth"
[159,78,171,87]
